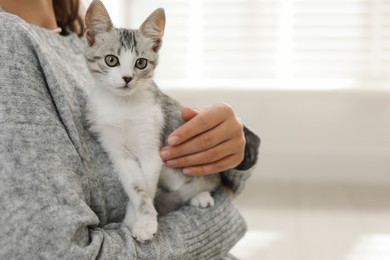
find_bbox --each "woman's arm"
[0,137,245,259]
[95,189,246,259]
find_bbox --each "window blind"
[101,0,390,89]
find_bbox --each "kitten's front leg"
[125,154,164,242]
[124,185,158,243]
[113,157,158,242]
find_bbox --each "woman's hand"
[160,103,246,176]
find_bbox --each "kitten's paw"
[131,217,158,243]
[190,191,215,208]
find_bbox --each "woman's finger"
[181,107,199,122]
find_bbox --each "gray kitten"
[84,0,220,243]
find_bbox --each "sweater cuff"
[220,125,260,197]
[161,188,247,260]
[235,126,260,171]
[220,166,257,197]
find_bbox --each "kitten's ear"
[84,0,113,46]
[140,8,166,52]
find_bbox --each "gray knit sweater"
[0,10,260,260]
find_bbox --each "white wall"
[164,89,390,183]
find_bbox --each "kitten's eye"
[105,55,119,67]
[135,58,148,70]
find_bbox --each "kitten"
[84,0,220,243]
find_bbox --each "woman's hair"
[53,0,84,36]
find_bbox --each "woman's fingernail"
[183,168,193,175]
[168,136,179,145]
[166,160,177,167]
[160,150,171,160]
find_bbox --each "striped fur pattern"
[84,0,220,243]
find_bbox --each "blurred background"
[99,1,390,259]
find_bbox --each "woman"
[0,0,260,259]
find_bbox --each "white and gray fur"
[84,0,219,243]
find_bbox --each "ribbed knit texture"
[0,9,259,260]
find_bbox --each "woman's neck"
[0,0,58,30]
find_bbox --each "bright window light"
[230,230,282,259]
[346,234,390,260]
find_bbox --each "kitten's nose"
[123,77,132,83]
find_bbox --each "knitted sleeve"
[95,189,246,260]
[0,12,246,260]
[220,126,261,196]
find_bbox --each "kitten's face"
[85,29,158,96]
[84,0,165,96]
